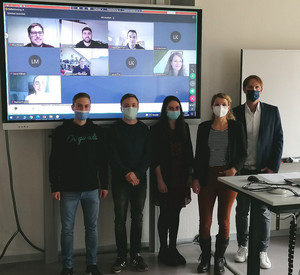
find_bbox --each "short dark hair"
[82,27,92,33]
[72,92,91,105]
[243,75,263,89]
[120,93,139,105]
[27,23,44,35]
[127,30,137,36]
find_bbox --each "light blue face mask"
[123,107,138,120]
[75,110,90,121]
[167,110,181,120]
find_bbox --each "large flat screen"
[0,0,202,129]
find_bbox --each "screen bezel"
[0,0,202,130]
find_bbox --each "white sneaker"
[260,252,271,269]
[234,246,248,263]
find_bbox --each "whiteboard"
[241,49,300,158]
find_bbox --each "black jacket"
[193,120,247,186]
[108,120,151,180]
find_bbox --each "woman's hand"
[191,179,201,194]
[219,167,237,177]
[187,176,193,188]
[157,180,168,193]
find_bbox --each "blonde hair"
[211,93,235,120]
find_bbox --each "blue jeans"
[112,176,147,258]
[236,188,270,252]
[60,190,99,268]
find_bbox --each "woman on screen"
[25,75,52,103]
[191,93,247,274]
[151,96,193,267]
[164,52,186,76]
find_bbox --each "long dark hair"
[159,95,188,140]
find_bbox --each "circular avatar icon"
[170,31,181,43]
[126,57,137,69]
[29,55,42,68]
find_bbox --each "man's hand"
[100,189,108,198]
[261,167,274,174]
[125,172,140,186]
[51,192,60,200]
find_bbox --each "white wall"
[2,0,300,261]
[177,0,300,245]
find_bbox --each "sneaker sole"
[130,264,149,272]
[135,268,149,272]
[234,258,247,263]
[112,266,127,274]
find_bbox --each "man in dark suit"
[233,75,283,269]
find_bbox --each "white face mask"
[213,105,229,118]
[122,107,138,120]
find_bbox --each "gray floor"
[1,235,300,275]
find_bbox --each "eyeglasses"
[30,31,44,36]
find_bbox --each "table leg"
[248,199,261,275]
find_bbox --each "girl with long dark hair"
[151,95,193,266]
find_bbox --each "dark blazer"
[193,119,247,186]
[233,102,283,173]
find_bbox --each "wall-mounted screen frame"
[0,0,202,129]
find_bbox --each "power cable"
[288,213,299,275]
[0,130,44,260]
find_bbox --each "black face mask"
[246,90,260,102]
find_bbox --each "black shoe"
[60,268,74,275]
[171,248,186,266]
[130,254,149,272]
[198,237,211,273]
[111,257,128,274]
[158,247,169,265]
[86,265,103,275]
[214,257,226,275]
[158,247,174,266]
[197,257,211,273]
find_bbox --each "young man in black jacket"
[109,93,151,273]
[50,92,108,275]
